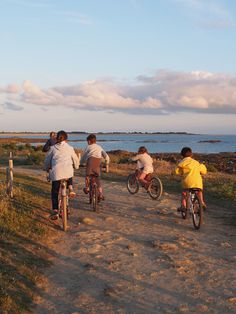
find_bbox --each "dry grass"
[0,172,52,313]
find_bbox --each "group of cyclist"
[43,131,207,220]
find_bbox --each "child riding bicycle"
[175,147,207,211]
[44,130,80,220]
[130,146,153,190]
[81,134,110,201]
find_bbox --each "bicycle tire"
[92,185,98,211]
[192,194,203,230]
[127,174,139,194]
[62,194,68,231]
[148,176,163,200]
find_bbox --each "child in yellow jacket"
[175,147,207,209]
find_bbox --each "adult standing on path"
[42,131,57,152]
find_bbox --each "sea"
[1,133,236,154]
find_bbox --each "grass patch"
[0,171,52,314]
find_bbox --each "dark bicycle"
[88,173,99,211]
[180,188,203,230]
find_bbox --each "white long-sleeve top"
[131,152,154,173]
[44,141,80,181]
[81,143,110,164]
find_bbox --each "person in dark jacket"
[42,131,57,152]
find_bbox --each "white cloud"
[172,0,235,28]
[56,11,92,25]
[1,70,236,115]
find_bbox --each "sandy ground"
[15,169,236,314]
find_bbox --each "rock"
[220,242,232,248]
[104,287,117,297]
[228,297,236,303]
[79,217,94,225]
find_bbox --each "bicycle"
[58,179,70,231]
[127,170,163,200]
[88,173,99,212]
[180,188,203,230]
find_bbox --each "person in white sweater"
[81,134,110,200]
[131,146,153,189]
[44,130,80,219]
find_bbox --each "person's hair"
[138,146,148,154]
[57,130,68,143]
[87,134,96,143]
[50,131,56,137]
[181,147,192,157]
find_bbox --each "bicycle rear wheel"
[127,174,139,194]
[192,194,203,230]
[148,176,163,200]
[61,195,68,231]
[91,185,98,211]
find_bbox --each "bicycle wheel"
[192,194,203,230]
[148,176,163,200]
[92,185,98,211]
[127,174,139,194]
[61,194,68,231]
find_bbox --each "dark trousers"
[51,177,73,210]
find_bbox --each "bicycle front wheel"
[127,174,139,194]
[148,176,163,200]
[192,194,203,230]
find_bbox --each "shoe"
[83,187,89,194]
[98,195,105,202]
[69,190,76,198]
[177,206,186,212]
[202,203,207,211]
[50,210,59,220]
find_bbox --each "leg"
[51,180,61,219]
[198,190,206,208]
[177,190,187,212]
[138,172,149,189]
[97,177,104,200]
[67,177,76,198]
[83,176,90,194]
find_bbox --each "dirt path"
[15,169,236,314]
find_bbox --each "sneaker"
[69,190,76,198]
[177,206,186,212]
[83,187,89,194]
[98,195,105,202]
[50,210,59,220]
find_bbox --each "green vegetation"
[0,143,45,167]
[0,171,52,314]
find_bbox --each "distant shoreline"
[0,131,197,136]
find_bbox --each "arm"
[175,165,183,176]
[80,147,89,165]
[42,139,50,152]
[101,149,110,164]
[71,149,80,169]
[199,163,207,175]
[131,154,140,162]
[44,148,53,171]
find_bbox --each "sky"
[0,0,236,134]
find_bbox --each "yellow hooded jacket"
[175,157,207,189]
